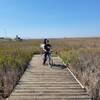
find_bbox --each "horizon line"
[1,36,100,40]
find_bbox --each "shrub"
[0,40,40,98]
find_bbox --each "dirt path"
[8,55,91,100]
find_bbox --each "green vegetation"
[51,38,100,100]
[0,40,40,98]
[0,38,100,99]
[60,48,100,100]
[0,40,40,69]
[59,49,79,64]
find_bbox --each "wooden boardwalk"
[8,55,91,100]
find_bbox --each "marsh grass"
[0,38,100,99]
[52,38,100,100]
[0,40,41,98]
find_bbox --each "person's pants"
[43,52,49,64]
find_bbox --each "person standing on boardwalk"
[40,39,51,65]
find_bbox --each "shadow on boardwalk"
[52,64,67,69]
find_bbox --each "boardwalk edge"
[58,56,85,89]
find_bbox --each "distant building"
[15,35,23,41]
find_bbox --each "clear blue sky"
[0,0,99,38]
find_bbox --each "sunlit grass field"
[0,40,40,68]
[0,40,41,98]
[51,38,100,100]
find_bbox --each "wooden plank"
[8,55,91,100]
